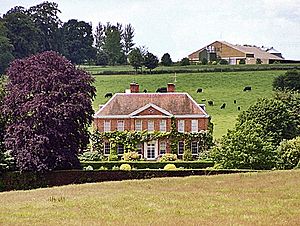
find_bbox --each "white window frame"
[191,141,198,155]
[178,120,185,132]
[104,120,111,132]
[160,120,166,132]
[191,120,198,132]
[104,142,110,155]
[117,120,124,131]
[178,141,184,155]
[135,120,142,131]
[159,141,166,155]
[148,120,154,132]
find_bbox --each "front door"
[145,141,157,160]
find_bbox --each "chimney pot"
[167,83,175,92]
[130,82,139,93]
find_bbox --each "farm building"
[93,83,210,160]
[188,41,284,64]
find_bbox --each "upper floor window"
[104,121,111,132]
[135,120,142,131]
[117,120,124,131]
[178,141,184,155]
[178,120,185,132]
[191,141,198,155]
[104,142,110,155]
[148,120,154,132]
[191,120,198,132]
[160,120,166,132]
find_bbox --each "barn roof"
[94,93,209,118]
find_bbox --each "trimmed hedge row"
[0,169,257,192]
[80,161,214,169]
[91,64,300,75]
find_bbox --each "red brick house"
[93,83,210,160]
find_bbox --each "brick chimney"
[167,83,175,92]
[130,82,139,93]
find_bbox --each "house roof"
[94,93,209,118]
[188,40,284,60]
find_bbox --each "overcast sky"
[1,0,300,61]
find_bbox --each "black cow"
[243,86,252,91]
[156,87,167,93]
[143,89,148,93]
[201,99,206,102]
[220,103,226,109]
[234,100,237,104]
[197,88,203,93]
[237,106,241,111]
[104,92,113,98]
[208,100,214,106]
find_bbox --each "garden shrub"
[109,154,118,161]
[276,136,300,169]
[164,164,177,170]
[83,165,93,171]
[99,166,108,170]
[122,151,140,161]
[219,59,228,65]
[159,153,177,162]
[183,149,193,161]
[112,165,120,170]
[78,151,102,161]
[120,164,132,171]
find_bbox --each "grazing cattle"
[234,100,237,104]
[197,88,203,93]
[143,89,148,93]
[104,92,113,98]
[201,99,206,102]
[156,87,167,93]
[243,86,252,91]
[220,103,226,109]
[208,100,214,106]
[237,106,241,111]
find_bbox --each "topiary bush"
[122,151,140,161]
[159,153,177,162]
[120,164,132,171]
[83,165,93,171]
[164,164,177,170]
[276,136,300,169]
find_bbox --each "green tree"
[273,70,300,92]
[3,6,40,59]
[161,53,172,66]
[95,51,109,66]
[103,25,124,65]
[0,20,14,74]
[128,48,143,73]
[61,19,96,64]
[123,23,135,59]
[28,2,62,52]
[180,57,190,66]
[276,137,300,169]
[144,52,158,72]
[94,22,105,52]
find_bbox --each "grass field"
[1,170,299,225]
[92,70,283,138]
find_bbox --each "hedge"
[0,168,257,192]
[80,160,214,170]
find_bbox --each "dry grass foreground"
[1,170,300,225]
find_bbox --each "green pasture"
[1,170,299,225]
[92,70,282,139]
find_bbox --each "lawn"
[1,170,299,225]
[92,70,283,138]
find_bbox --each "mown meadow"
[92,70,283,138]
[1,170,299,225]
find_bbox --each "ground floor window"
[159,141,166,155]
[178,141,184,155]
[147,141,156,159]
[117,144,124,155]
[104,142,110,155]
[136,143,143,155]
[191,141,198,155]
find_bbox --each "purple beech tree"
[3,51,96,172]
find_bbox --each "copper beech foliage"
[3,51,96,172]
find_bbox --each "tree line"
[0,2,177,74]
